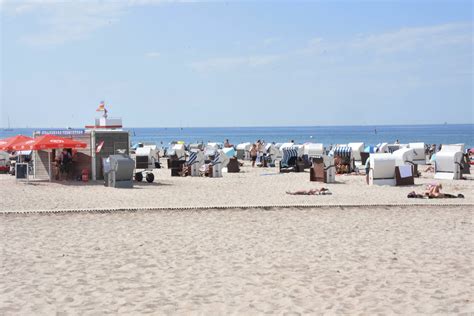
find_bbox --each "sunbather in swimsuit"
[286,188,331,195]
[407,183,464,199]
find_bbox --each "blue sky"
[1,0,473,128]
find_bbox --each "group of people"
[54,149,73,180]
[249,140,266,167]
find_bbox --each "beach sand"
[1,160,473,212]
[1,206,472,314]
[1,162,473,314]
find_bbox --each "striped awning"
[211,153,221,165]
[187,152,198,165]
[333,146,352,158]
[281,148,299,166]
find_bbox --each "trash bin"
[103,155,134,188]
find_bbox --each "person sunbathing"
[425,183,442,197]
[424,166,435,173]
[286,188,331,195]
[407,183,464,199]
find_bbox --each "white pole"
[49,150,51,181]
[91,130,96,181]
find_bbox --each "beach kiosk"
[29,104,130,181]
[14,134,87,181]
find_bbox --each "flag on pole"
[96,101,106,112]
[96,140,105,153]
[96,101,108,118]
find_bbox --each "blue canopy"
[364,145,377,153]
[223,147,236,158]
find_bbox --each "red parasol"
[0,135,34,151]
[12,134,87,151]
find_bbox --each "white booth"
[310,155,336,183]
[280,143,304,157]
[408,142,426,165]
[206,142,221,151]
[303,143,325,158]
[368,153,396,186]
[188,150,205,177]
[265,144,280,164]
[210,150,229,178]
[169,143,186,160]
[392,148,415,167]
[348,142,365,162]
[236,142,251,160]
[376,142,389,153]
[434,145,464,180]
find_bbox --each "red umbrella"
[12,134,87,151]
[0,135,33,151]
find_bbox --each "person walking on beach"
[256,140,264,165]
[250,143,258,167]
[365,157,371,184]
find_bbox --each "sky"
[0,0,473,128]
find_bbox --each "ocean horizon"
[1,124,473,148]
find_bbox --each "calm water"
[1,124,473,148]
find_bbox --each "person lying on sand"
[286,188,332,195]
[424,165,435,173]
[407,183,464,199]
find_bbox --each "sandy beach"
[1,162,473,314]
[1,160,473,213]
[1,206,473,314]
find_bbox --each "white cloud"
[190,55,282,72]
[1,0,189,46]
[350,22,473,54]
[263,37,280,46]
[300,22,473,57]
[146,52,161,58]
[297,37,325,55]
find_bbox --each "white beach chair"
[376,142,389,153]
[348,142,364,163]
[310,155,336,183]
[169,143,186,160]
[210,152,224,178]
[408,142,427,165]
[303,143,325,158]
[434,145,464,180]
[368,153,396,186]
[187,150,204,177]
[236,143,251,160]
[265,143,280,164]
[392,148,415,167]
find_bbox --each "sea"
[1,124,473,148]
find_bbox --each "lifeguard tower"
[85,101,123,130]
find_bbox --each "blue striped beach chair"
[332,146,353,173]
[187,151,205,176]
[187,151,198,165]
[333,146,352,158]
[210,153,223,177]
[280,147,299,172]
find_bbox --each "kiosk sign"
[38,129,85,136]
